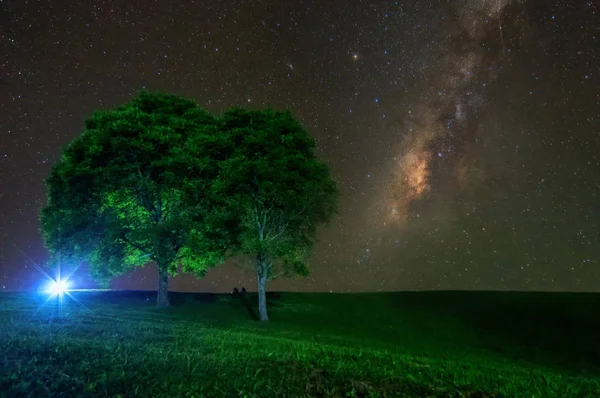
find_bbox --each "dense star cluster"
[1,0,598,293]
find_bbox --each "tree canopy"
[40,92,235,306]
[41,93,338,315]
[214,108,339,320]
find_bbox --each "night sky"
[1,0,599,293]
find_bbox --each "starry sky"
[1,0,599,293]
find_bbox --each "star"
[0,0,597,294]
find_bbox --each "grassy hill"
[0,290,599,397]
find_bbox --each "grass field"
[1,290,599,397]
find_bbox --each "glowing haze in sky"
[0,0,598,293]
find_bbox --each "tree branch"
[266,219,289,242]
[120,231,151,258]
[269,271,284,280]
[135,166,161,222]
[264,203,305,242]
[252,204,263,239]
[155,195,163,223]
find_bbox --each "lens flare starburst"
[46,279,70,296]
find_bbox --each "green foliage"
[1,291,599,397]
[214,108,339,280]
[40,91,231,285]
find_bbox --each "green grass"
[1,290,599,397]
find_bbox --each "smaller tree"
[214,109,339,320]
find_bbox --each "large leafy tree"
[215,109,339,320]
[41,92,233,306]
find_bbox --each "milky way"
[1,0,598,293]
[381,0,516,227]
[352,0,598,291]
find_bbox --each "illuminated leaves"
[41,92,230,287]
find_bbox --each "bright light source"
[46,279,69,295]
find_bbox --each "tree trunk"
[156,264,170,307]
[256,252,269,321]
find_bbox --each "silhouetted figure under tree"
[231,286,257,320]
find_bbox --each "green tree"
[215,109,339,320]
[40,92,233,306]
